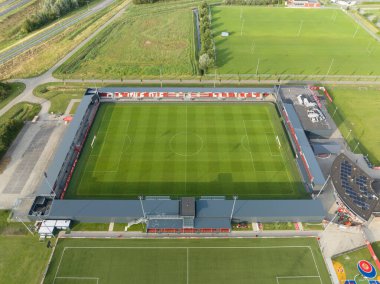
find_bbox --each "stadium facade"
[28,87,329,232]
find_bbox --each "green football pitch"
[211,7,380,76]
[44,238,331,284]
[66,102,306,199]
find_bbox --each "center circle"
[169,132,204,157]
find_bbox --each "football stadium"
[26,86,332,233]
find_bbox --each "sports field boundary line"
[62,245,313,249]
[53,245,320,283]
[308,246,323,284]
[276,275,320,284]
[55,276,99,283]
[265,133,281,157]
[266,109,295,194]
[186,247,189,284]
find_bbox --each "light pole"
[315,175,330,199]
[255,58,260,76]
[230,196,238,221]
[346,129,352,140]
[332,106,338,118]
[139,196,146,219]
[44,172,56,198]
[324,212,339,232]
[15,216,34,236]
[353,141,360,152]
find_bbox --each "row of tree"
[224,0,283,5]
[21,0,92,33]
[198,2,214,73]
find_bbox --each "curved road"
[0,0,116,65]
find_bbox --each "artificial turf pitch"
[44,238,331,284]
[66,103,305,199]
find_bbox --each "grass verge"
[262,222,295,230]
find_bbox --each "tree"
[199,53,214,72]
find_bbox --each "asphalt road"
[0,0,19,8]
[0,0,116,65]
[0,0,31,17]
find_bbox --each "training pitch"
[66,103,305,199]
[211,7,380,76]
[44,238,331,284]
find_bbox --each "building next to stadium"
[28,86,329,233]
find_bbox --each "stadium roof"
[194,218,231,229]
[196,200,325,219]
[180,197,195,216]
[283,103,326,186]
[311,142,341,155]
[46,199,325,221]
[37,95,95,195]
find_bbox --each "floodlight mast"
[139,196,146,219]
[44,172,56,199]
[230,196,238,221]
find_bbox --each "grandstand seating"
[98,91,268,100]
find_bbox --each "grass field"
[211,7,380,76]
[44,238,331,284]
[332,243,380,282]
[66,103,306,199]
[33,83,87,114]
[324,85,380,165]
[0,211,52,284]
[55,0,200,79]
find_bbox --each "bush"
[0,83,11,102]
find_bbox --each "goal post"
[91,135,97,149]
[276,135,281,149]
